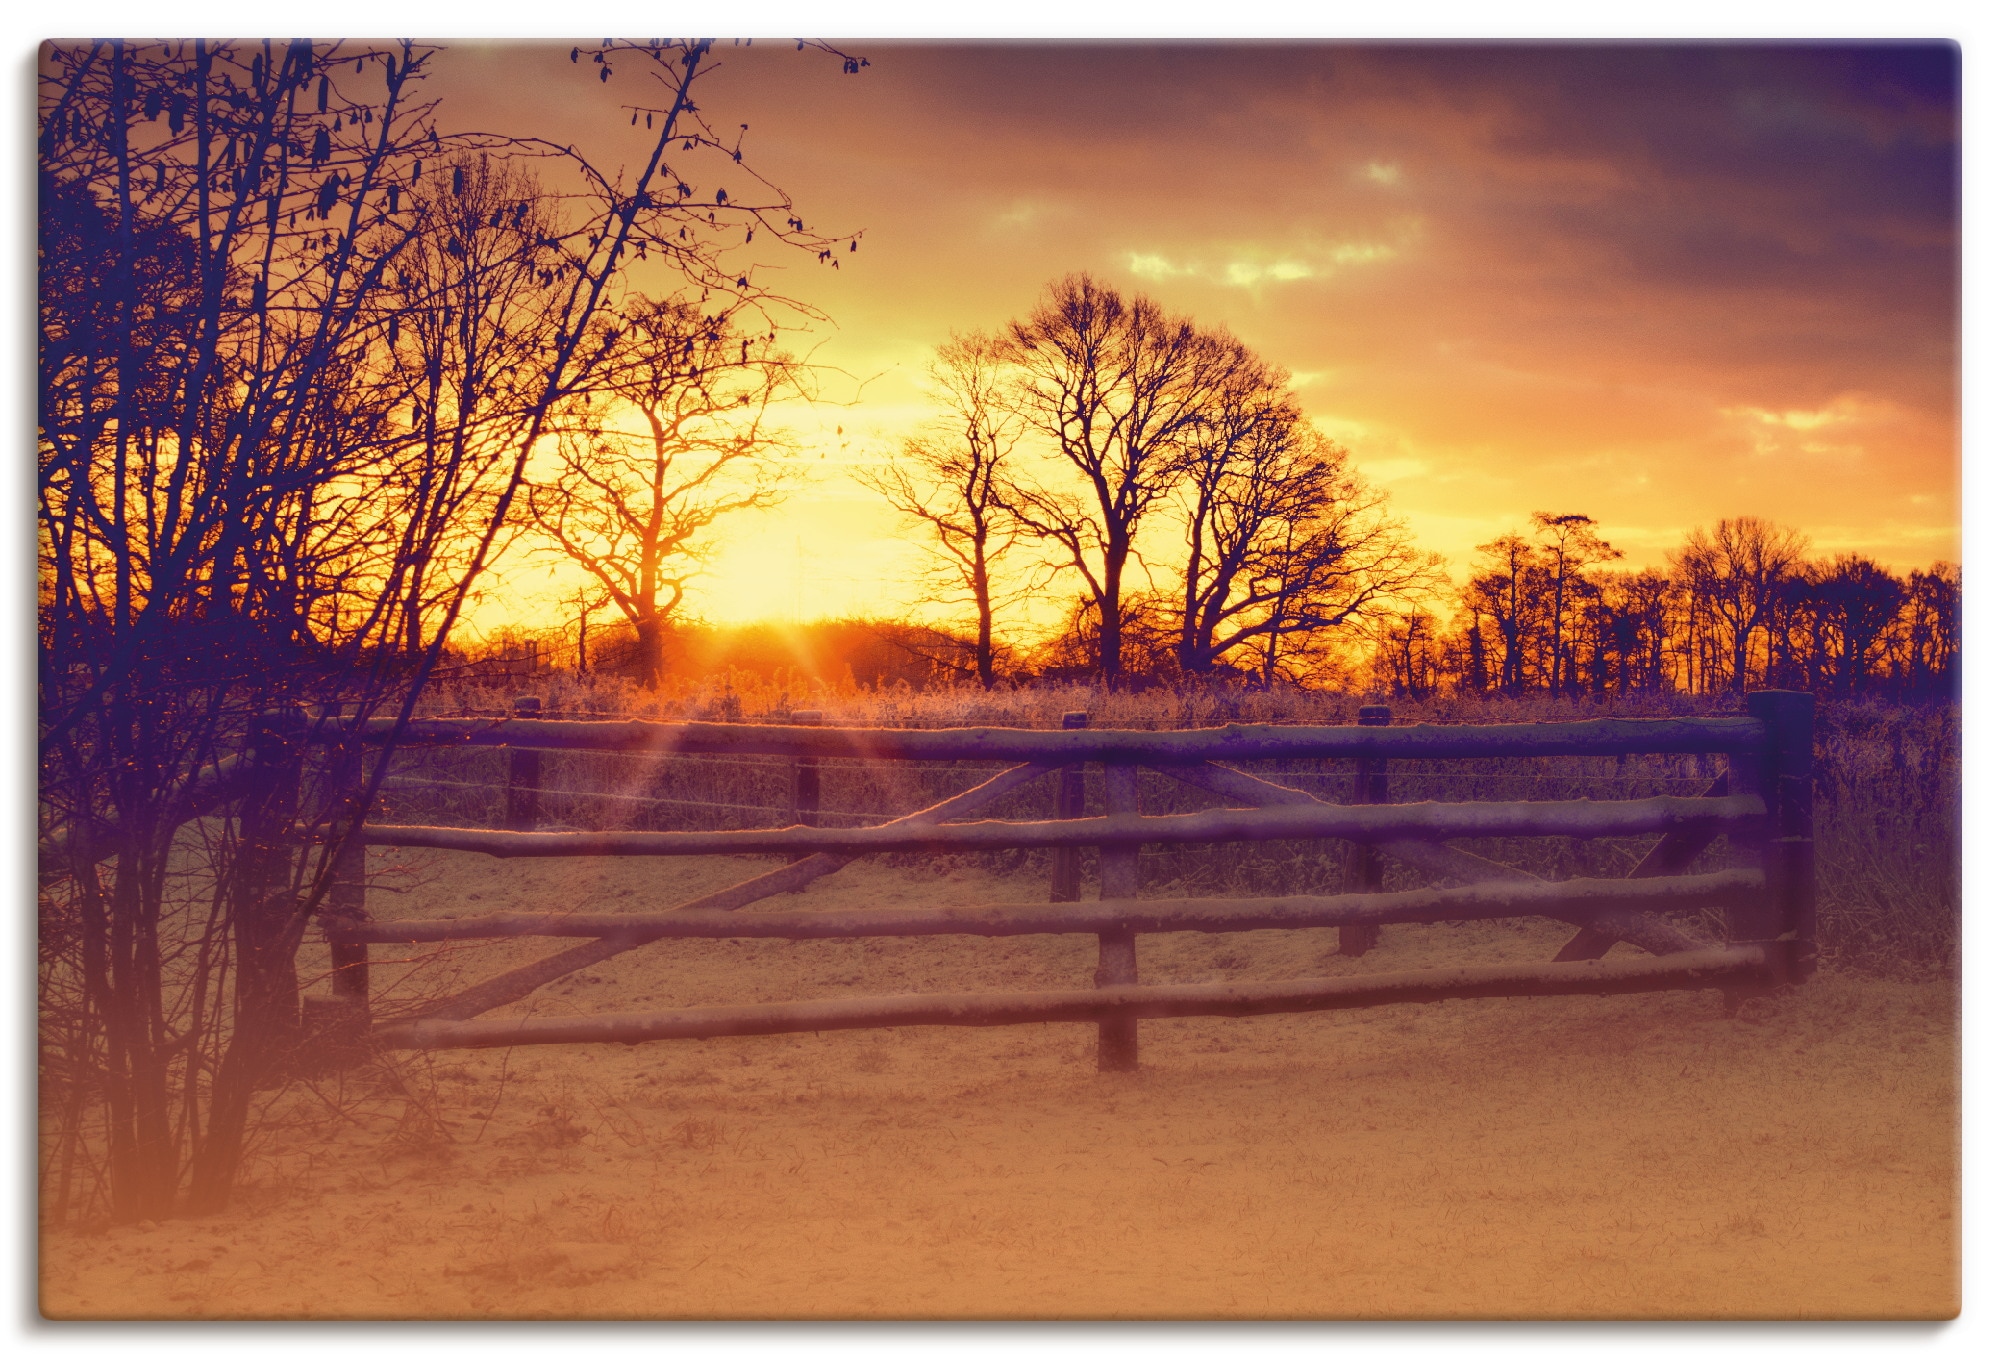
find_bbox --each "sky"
[423,40,1960,634]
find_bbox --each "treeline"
[457,515,1959,705]
[864,275,1443,689]
[862,276,1956,701]
[444,616,960,694]
[1367,515,1958,701]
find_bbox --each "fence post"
[1341,704,1392,956]
[1745,690,1816,984]
[1049,711,1090,902]
[239,706,308,1071]
[306,702,372,1066]
[788,710,822,869]
[317,703,371,1010]
[504,694,542,831]
[1096,761,1141,1072]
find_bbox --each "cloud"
[1126,237,1400,291]
[992,197,1056,229]
[455,41,1955,586]
[1736,406,1851,431]
[1720,394,1895,457]
[1222,258,1318,287]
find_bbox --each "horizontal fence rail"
[206,690,1815,1073]
[378,946,1779,1051]
[329,868,1762,944]
[352,792,1766,859]
[323,714,1768,762]
[376,774,894,823]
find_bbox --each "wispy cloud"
[1730,402,1855,431]
[1721,394,1888,456]
[1126,236,1401,291]
[992,197,1056,229]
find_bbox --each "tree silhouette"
[1172,347,1438,678]
[862,331,1023,688]
[1672,516,1807,692]
[1463,533,1542,693]
[529,296,797,688]
[1002,274,1234,685]
[39,36,863,1220]
[1530,511,1620,695]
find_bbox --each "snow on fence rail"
[337,712,1769,761]
[240,693,1817,1072]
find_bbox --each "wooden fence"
[276,692,1813,1073]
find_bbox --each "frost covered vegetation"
[396,675,1959,981]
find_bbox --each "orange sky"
[426,41,1959,634]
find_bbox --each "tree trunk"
[1550,572,1566,695]
[972,551,995,689]
[89,846,178,1221]
[1098,596,1123,687]
[1098,547,1126,686]
[188,710,305,1215]
[634,615,665,690]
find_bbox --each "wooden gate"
[302,692,1814,1072]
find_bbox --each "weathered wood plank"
[1158,761,1540,885]
[1751,690,1817,983]
[378,946,1777,1051]
[1627,773,1732,879]
[1048,711,1090,902]
[1341,704,1392,956]
[358,793,1767,859]
[503,696,543,832]
[1555,772,1730,962]
[1164,757,1704,961]
[329,715,1767,761]
[330,869,1763,944]
[393,760,1060,1025]
[1097,763,1141,1071]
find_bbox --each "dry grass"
[41,680,1956,1316]
[386,678,1959,978]
[40,854,1957,1319]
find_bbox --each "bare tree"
[361,154,573,657]
[1438,508,1951,700]
[1172,353,1438,678]
[39,36,862,1221]
[1002,274,1233,685]
[1593,567,1679,694]
[1672,515,1807,692]
[1530,511,1621,695]
[862,331,1022,687]
[38,39,472,1222]
[1463,533,1542,694]
[1781,553,1905,693]
[1371,606,1446,699]
[530,296,797,688]
[1894,563,1960,696]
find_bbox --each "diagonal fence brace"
[381,759,1059,1028]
